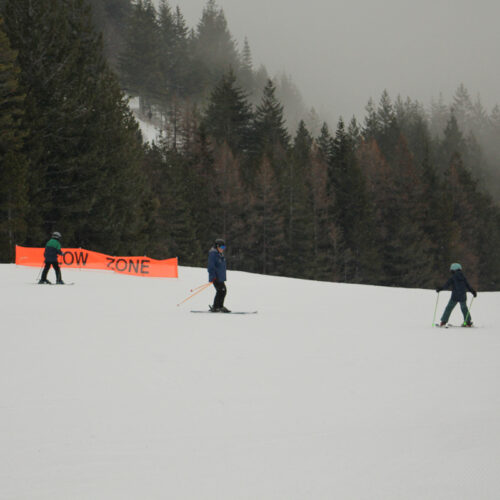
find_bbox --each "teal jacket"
[44,238,62,262]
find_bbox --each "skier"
[436,262,477,327]
[208,238,230,312]
[39,231,64,284]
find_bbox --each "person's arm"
[208,252,216,282]
[464,277,477,297]
[436,277,452,292]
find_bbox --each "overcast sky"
[156,0,500,122]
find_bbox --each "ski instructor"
[208,238,230,313]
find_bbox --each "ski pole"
[463,296,475,326]
[190,282,211,293]
[177,281,213,307]
[432,291,440,326]
[36,264,44,282]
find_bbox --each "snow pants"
[213,280,227,309]
[441,298,471,324]
[41,261,62,283]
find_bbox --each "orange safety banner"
[15,245,178,278]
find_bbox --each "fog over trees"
[1,0,499,290]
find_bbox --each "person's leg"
[40,262,51,282]
[53,262,63,283]
[459,301,472,325]
[441,298,457,324]
[213,281,227,309]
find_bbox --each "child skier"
[436,263,477,327]
[208,238,230,313]
[39,231,64,284]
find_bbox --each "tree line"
[1,0,499,291]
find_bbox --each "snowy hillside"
[128,96,162,144]
[2,264,500,499]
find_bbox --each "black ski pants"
[41,261,62,282]
[213,280,227,309]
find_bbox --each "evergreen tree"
[210,141,248,270]
[248,155,286,275]
[362,97,379,141]
[202,70,253,154]
[308,141,338,280]
[374,90,400,161]
[316,122,334,163]
[388,136,435,287]
[193,0,239,91]
[0,16,28,261]
[452,83,473,133]
[238,37,256,98]
[143,143,202,263]
[120,0,160,108]
[439,114,466,170]
[330,118,375,282]
[286,120,314,277]
[252,78,290,171]
[86,0,131,71]
[275,72,306,134]
[429,92,450,140]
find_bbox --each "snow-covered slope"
[128,96,162,145]
[2,264,500,499]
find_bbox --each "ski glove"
[473,291,477,297]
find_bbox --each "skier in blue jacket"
[39,231,64,284]
[208,238,230,312]
[436,262,477,326]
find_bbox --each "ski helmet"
[450,262,462,272]
[214,238,225,248]
[52,231,62,240]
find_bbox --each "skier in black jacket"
[436,263,477,327]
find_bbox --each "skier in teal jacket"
[436,262,477,326]
[39,232,64,284]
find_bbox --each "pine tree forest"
[1,0,500,291]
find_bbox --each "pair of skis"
[434,323,475,329]
[35,282,75,286]
[190,309,257,315]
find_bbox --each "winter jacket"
[208,247,227,282]
[44,238,63,263]
[438,270,476,302]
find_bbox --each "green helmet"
[450,262,462,272]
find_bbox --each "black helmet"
[214,238,225,248]
[52,231,62,240]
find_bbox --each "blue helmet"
[450,262,462,272]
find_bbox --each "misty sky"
[156,0,500,122]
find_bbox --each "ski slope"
[1,264,500,500]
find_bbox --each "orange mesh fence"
[15,246,178,278]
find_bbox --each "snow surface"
[128,96,162,145]
[1,264,500,500]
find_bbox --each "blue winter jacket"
[439,270,475,302]
[208,247,227,282]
